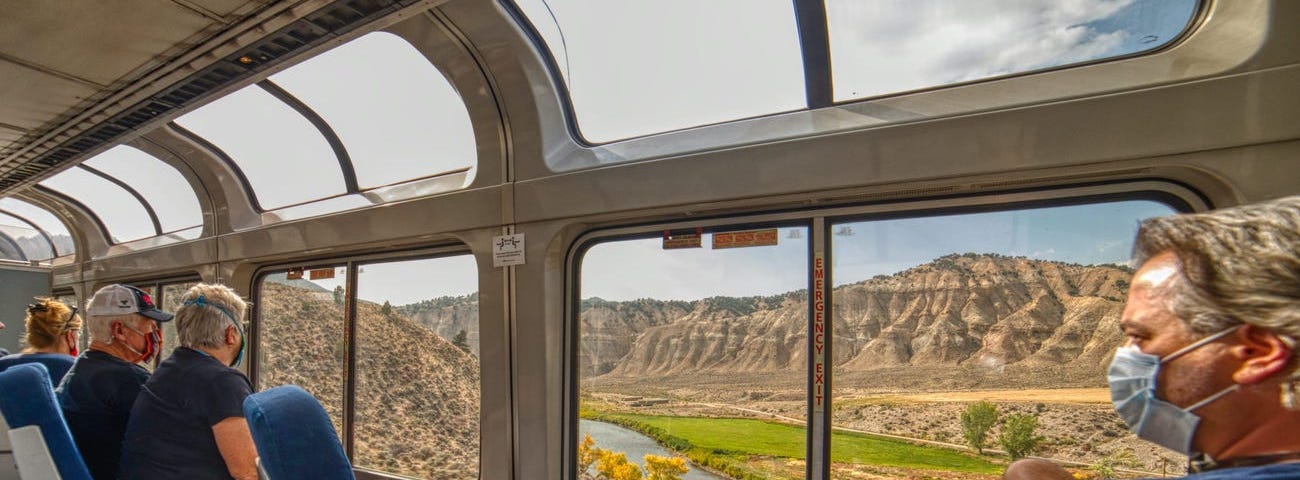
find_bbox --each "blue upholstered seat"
[243,385,355,480]
[0,363,92,480]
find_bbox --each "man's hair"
[87,313,147,343]
[1134,195,1300,345]
[22,298,82,352]
[176,283,247,349]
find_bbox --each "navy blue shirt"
[0,352,75,386]
[56,350,150,480]
[120,347,252,480]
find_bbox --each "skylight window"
[174,86,345,210]
[83,146,202,234]
[40,167,155,243]
[824,0,1200,101]
[511,0,806,143]
[0,197,73,255]
[0,211,53,261]
[270,33,475,189]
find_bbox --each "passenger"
[56,284,172,480]
[119,283,256,480]
[0,319,8,355]
[1005,196,1300,480]
[0,297,82,385]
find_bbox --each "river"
[579,419,727,480]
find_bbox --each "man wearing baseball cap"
[56,284,173,480]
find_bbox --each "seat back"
[243,385,354,480]
[1,418,18,480]
[0,363,92,480]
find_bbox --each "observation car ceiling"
[510,0,1201,144]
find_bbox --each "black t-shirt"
[119,347,252,480]
[55,350,150,480]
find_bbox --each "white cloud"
[827,0,1135,98]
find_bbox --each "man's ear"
[226,325,238,346]
[1230,324,1294,384]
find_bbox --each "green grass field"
[591,412,1003,475]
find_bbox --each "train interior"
[1,0,1298,479]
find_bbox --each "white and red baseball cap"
[86,284,174,322]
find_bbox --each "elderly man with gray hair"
[1006,195,1300,480]
[120,283,258,480]
[57,284,172,480]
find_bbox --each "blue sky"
[581,200,1175,301]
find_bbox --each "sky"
[273,254,479,306]
[515,0,1198,143]
[581,200,1174,302]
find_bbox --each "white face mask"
[1107,326,1242,455]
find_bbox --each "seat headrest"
[243,385,354,480]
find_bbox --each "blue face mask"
[1107,325,1242,455]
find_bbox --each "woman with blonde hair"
[0,297,83,385]
[120,283,257,480]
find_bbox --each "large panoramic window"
[825,0,1200,101]
[175,86,345,210]
[354,255,479,479]
[270,33,476,189]
[256,268,349,433]
[828,200,1178,477]
[0,198,72,256]
[511,0,805,143]
[0,212,52,261]
[82,146,202,235]
[40,167,155,243]
[578,226,810,479]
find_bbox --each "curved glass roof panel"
[511,0,806,143]
[40,167,155,243]
[270,33,476,189]
[0,197,73,255]
[825,0,1201,101]
[174,86,345,210]
[83,146,202,234]
[0,211,53,261]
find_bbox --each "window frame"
[564,180,1203,479]
[503,0,1206,147]
[251,244,482,479]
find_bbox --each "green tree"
[999,414,1042,460]
[960,401,999,454]
[644,455,688,480]
[380,300,392,315]
[452,329,470,352]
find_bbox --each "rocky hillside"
[396,293,480,356]
[259,282,480,479]
[603,254,1130,380]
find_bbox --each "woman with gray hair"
[119,283,258,480]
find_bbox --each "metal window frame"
[0,208,57,258]
[563,180,1205,480]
